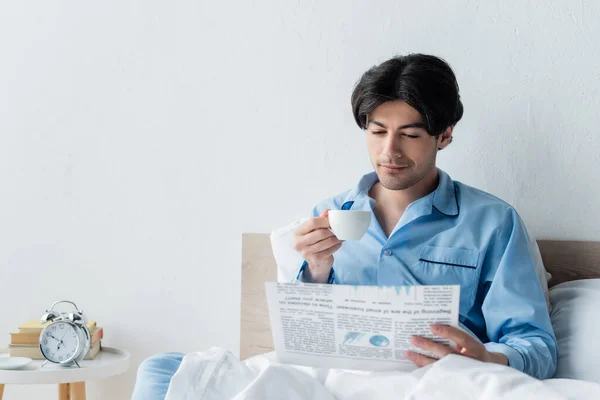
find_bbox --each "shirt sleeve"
[295,260,336,284]
[481,209,557,379]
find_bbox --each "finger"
[319,209,330,218]
[411,336,456,358]
[308,236,343,254]
[312,243,343,261]
[405,351,437,368]
[430,324,477,350]
[297,228,337,248]
[295,216,331,236]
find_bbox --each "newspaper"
[265,282,460,371]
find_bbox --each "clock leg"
[71,382,86,400]
[0,383,5,400]
[58,383,70,400]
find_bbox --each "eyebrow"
[367,119,427,131]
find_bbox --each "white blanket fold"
[165,347,600,400]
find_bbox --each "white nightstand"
[0,347,130,400]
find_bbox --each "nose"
[381,133,402,159]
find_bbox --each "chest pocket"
[416,245,481,312]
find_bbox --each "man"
[293,53,556,379]
[131,54,556,399]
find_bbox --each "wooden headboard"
[239,233,600,360]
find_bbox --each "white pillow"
[550,279,600,382]
[270,218,309,283]
[270,220,552,312]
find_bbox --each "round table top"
[0,347,130,384]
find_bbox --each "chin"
[377,173,416,191]
[380,181,415,191]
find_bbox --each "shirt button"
[383,249,392,256]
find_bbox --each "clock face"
[40,321,80,363]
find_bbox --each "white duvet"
[164,347,600,400]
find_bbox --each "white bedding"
[165,347,600,400]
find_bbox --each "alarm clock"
[39,300,91,367]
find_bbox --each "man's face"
[366,100,451,191]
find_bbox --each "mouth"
[379,164,409,173]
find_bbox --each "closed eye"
[402,133,419,139]
[371,130,386,135]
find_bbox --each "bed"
[240,234,600,360]
[162,236,600,399]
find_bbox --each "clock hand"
[56,329,69,352]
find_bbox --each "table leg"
[58,383,70,400]
[70,382,86,400]
[0,383,5,400]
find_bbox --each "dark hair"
[351,54,463,136]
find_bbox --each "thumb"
[319,209,330,218]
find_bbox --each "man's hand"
[294,210,343,283]
[405,324,509,368]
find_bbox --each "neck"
[375,167,440,212]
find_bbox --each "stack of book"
[8,320,103,360]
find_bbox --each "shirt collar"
[348,168,459,217]
[432,169,459,216]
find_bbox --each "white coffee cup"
[328,210,371,240]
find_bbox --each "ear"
[437,126,454,150]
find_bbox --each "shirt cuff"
[295,261,335,284]
[484,342,525,372]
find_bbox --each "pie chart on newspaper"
[369,335,390,347]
